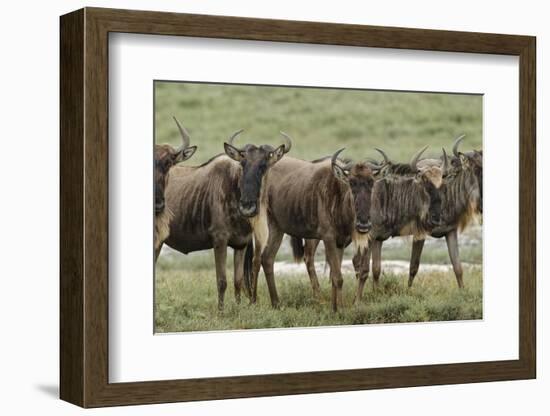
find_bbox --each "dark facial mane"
[319,161,374,233]
[440,165,480,229]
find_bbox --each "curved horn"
[410,145,429,171]
[365,161,383,171]
[364,157,384,170]
[228,129,245,147]
[452,134,466,157]
[331,148,346,166]
[279,131,293,153]
[442,148,449,175]
[375,148,391,165]
[172,116,191,150]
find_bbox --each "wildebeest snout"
[239,200,258,217]
[356,220,372,233]
[155,198,165,214]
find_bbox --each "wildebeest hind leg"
[260,229,285,308]
[213,243,228,311]
[408,239,425,287]
[445,229,464,288]
[353,247,371,304]
[304,239,321,299]
[233,248,245,304]
[324,240,344,312]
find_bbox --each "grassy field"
[155,81,482,164]
[154,81,483,333]
[155,252,482,333]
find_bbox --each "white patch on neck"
[249,204,269,254]
[154,208,173,252]
[352,230,370,254]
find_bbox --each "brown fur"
[155,207,172,253]
[154,139,197,257]
[432,156,481,236]
[163,140,288,310]
[301,153,445,303]
[256,156,375,311]
[369,172,442,241]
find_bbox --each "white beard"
[248,204,269,254]
[352,229,370,254]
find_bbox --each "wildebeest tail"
[243,240,254,298]
[290,236,305,263]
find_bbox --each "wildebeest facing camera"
[153,81,483,333]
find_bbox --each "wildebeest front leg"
[445,229,464,288]
[408,239,425,287]
[304,239,321,298]
[250,237,262,304]
[260,228,285,308]
[371,240,383,290]
[324,239,344,312]
[233,248,245,304]
[353,247,371,304]
[213,243,228,311]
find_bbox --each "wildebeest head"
[154,117,197,214]
[331,148,376,234]
[224,131,292,217]
[448,134,483,212]
[373,145,445,188]
[373,146,446,227]
[412,146,445,189]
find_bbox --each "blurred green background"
[154,81,482,163]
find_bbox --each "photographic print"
[154,81,483,333]
[60,9,535,406]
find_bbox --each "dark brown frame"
[60,7,536,408]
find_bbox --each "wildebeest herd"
[155,117,482,312]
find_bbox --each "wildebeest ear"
[224,142,245,161]
[174,145,197,163]
[332,164,350,183]
[268,144,286,165]
[459,153,468,166]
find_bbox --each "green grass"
[154,81,483,332]
[155,82,482,164]
[156,226,482,333]
[155,265,482,333]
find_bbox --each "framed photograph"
[60,7,536,408]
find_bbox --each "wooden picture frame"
[60,7,536,408]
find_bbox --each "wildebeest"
[256,149,376,311]
[406,135,483,289]
[364,146,446,297]
[154,117,197,258]
[160,130,292,310]
[292,146,446,302]
[354,135,482,293]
